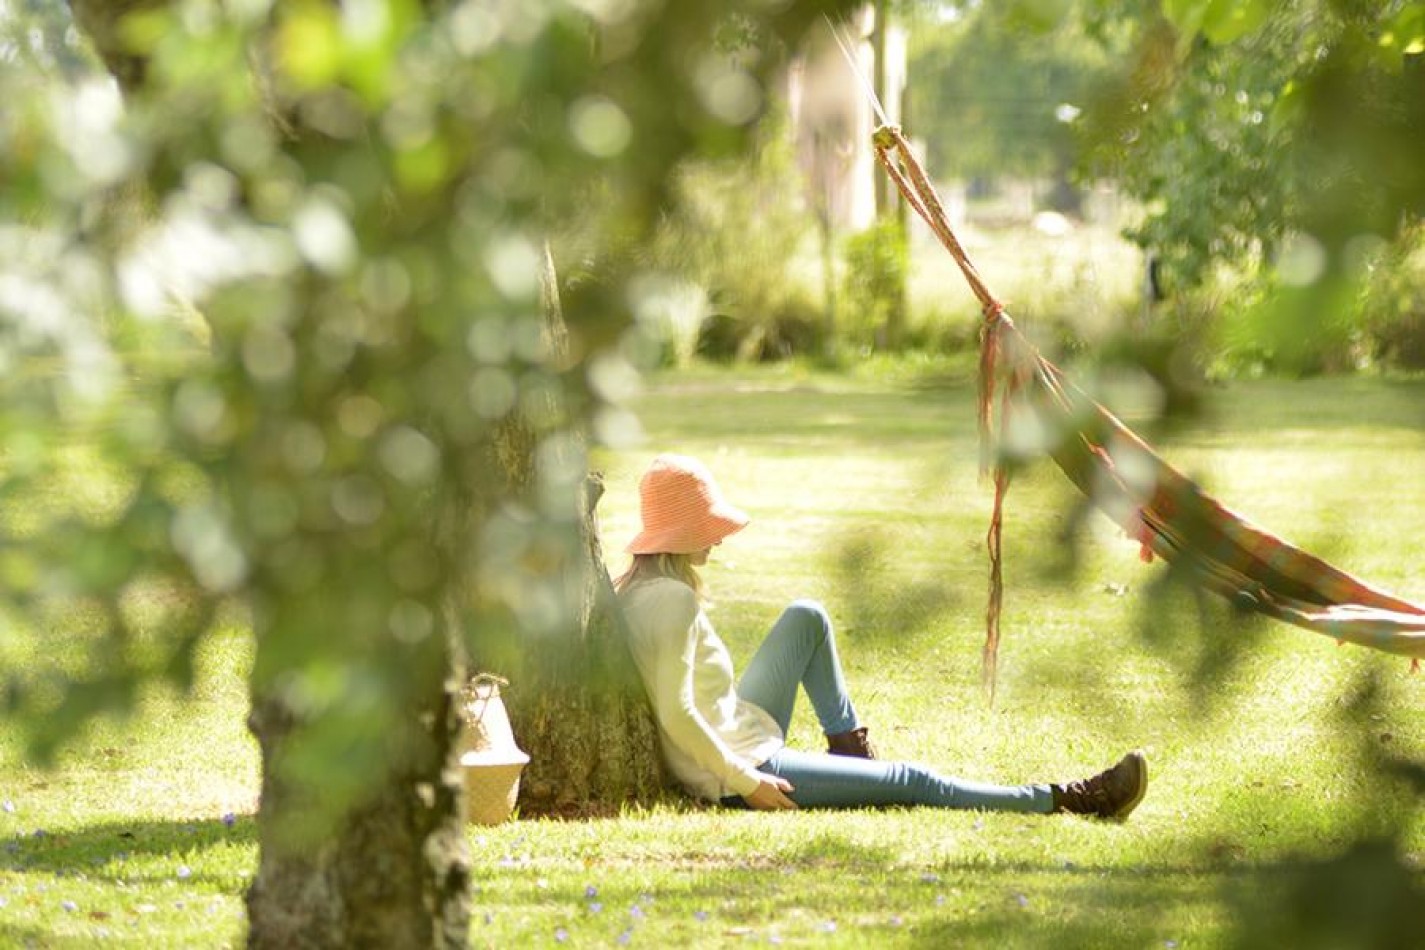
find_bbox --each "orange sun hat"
[627,454,750,555]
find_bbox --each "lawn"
[2,363,1423,947]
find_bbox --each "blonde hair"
[614,552,704,599]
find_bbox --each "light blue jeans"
[734,600,1053,814]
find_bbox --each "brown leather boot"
[826,726,877,759]
[1051,750,1148,820]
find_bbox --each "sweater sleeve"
[638,589,763,798]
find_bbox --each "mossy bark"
[502,475,667,817]
[244,661,470,949]
[485,244,666,817]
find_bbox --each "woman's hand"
[743,772,797,810]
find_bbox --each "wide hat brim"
[626,503,749,555]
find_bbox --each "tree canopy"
[2,0,856,942]
[1084,0,1425,290]
[910,2,1113,183]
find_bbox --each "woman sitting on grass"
[615,453,1148,818]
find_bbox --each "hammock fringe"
[870,124,1425,693]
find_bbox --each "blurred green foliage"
[842,214,908,351]
[906,1,1425,375]
[0,0,96,83]
[909,3,1113,184]
[647,112,826,363]
[1359,223,1425,370]
[0,0,858,795]
[1080,0,1425,373]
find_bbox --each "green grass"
[3,367,1424,947]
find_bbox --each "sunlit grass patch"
[3,366,1423,946]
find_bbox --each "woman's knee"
[889,762,953,805]
[782,599,832,639]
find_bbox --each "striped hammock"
[871,126,1425,694]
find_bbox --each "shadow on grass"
[907,839,1424,948]
[825,526,964,654]
[1022,484,1280,711]
[1,816,253,885]
[0,923,53,947]
[474,824,1423,947]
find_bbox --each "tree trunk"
[869,0,907,351]
[871,0,891,220]
[484,244,666,817]
[502,474,668,816]
[244,654,470,948]
[69,2,476,944]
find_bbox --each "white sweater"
[619,577,784,800]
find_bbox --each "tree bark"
[502,473,668,816]
[485,244,666,817]
[869,0,907,351]
[68,2,476,944]
[871,0,891,220]
[244,659,470,948]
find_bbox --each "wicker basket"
[459,675,530,826]
[461,752,529,826]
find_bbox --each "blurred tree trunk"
[869,0,907,351]
[244,628,469,948]
[70,3,469,945]
[67,3,658,947]
[871,0,891,220]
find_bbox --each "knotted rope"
[871,124,1017,701]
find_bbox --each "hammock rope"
[871,124,1425,696]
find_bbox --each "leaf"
[1267,80,1304,140]
[1161,0,1210,37]
[1001,0,1074,34]
[1200,0,1271,46]
[1162,0,1271,46]
[1388,4,1425,61]
[276,3,343,89]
